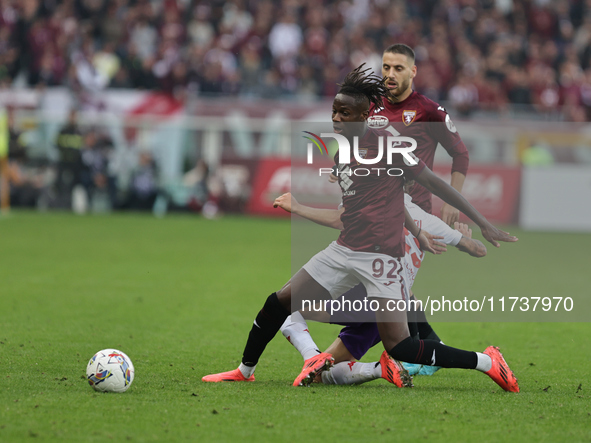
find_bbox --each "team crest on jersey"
[403,110,416,126]
[367,115,389,129]
[353,148,368,165]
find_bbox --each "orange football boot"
[380,351,413,387]
[202,368,255,382]
[484,346,519,393]
[293,352,334,387]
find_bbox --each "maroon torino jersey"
[335,128,426,258]
[368,91,469,214]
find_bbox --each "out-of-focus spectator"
[7,109,26,160]
[54,109,84,204]
[7,147,45,207]
[268,12,302,59]
[130,18,158,62]
[521,141,555,166]
[580,68,591,119]
[121,150,158,211]
[6,110,45,207]
[448,74,479,117]
[1,0,590,119]
[506,68,532,106]
[80,129,117,210]
[188,5,215,47]
[183,158,210,211]
[93,41,121,84]
[238,40,264,96]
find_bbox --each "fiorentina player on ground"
[202,65,519,392]
[273,192,488,386]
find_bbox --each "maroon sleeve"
[428,106,469,176]
[448,140,469,176]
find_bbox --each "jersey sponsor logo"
[445,114,457,133]
[367,115,389,129]
[343,190,356,196]
[403,110,417,126]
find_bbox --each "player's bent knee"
[382,334,409,353]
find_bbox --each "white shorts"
[303,241,406,300]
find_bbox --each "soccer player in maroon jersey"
[272,192,487,385]
[369,43,468,224]
[323,43,473,366]
[202,65,519,392]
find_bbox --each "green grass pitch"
[0,212,590,441]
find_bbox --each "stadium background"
[1,1,591,441]
[0,0,590,231]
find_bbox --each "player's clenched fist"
[273,193,299,213]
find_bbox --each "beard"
[387,76,411,101]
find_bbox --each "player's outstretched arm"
[454,222,487,257]
[440,171,465,226]
[404,207,446,254]
[414,167,518,247]
[273,193,344,230]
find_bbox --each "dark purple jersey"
[368,91,469,214]
[335,128,425,258]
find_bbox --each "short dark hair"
[337,64,389,109]
[383,44,415,64]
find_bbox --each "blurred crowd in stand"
[1,0,590,120]
[5,108,168,212]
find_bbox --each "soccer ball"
[86,349,135,393]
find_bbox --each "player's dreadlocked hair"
[337,64,389,110]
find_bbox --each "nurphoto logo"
[303,131,419,177]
